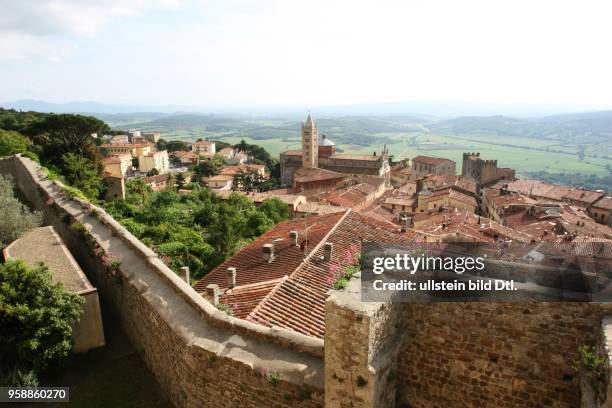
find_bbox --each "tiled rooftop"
[194,210,412,338]
[327,154,382,162]
[412,155,454,166]
[592,196,612,211]
[294,167,346,183]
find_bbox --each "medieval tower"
[301,113,318,168]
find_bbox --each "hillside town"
[2,112,612,407]
[93,114,612,339]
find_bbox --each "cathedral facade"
[280,114,391,187]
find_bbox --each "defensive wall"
[2,154,612,407]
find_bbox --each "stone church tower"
[302,113,318,168]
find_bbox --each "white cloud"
[0,32,75,62]
[0,0,180,61]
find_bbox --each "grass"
[125,116,611,177]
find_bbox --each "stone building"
[3,226,105,353]
[462,152,516,186]
[411,155,456,178]
[280,114,391,188]
[3,154,612,408]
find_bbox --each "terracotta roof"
[592,196,612,211]
[397,182,417,196]
[384,197,415,207]
[205,175,234,182]
[294,167,346,183]
[194,210,413,338]
[564,189,605,205]
[100,142,152,148]
[219,164,266,176]
[413,209,534,243]
[295,202,346,215]
[485,189,536,208]
[412,155,454,166]
[230,191,305,206]
[491,179,570,201]
[324,187,368,208]
[194,211,347,293]
[427,188,477,207]
[171,151,198,159]
[220,278,285,318]
[193,140,215,146]
[328,154,381,162]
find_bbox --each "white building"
[192,140,216,156]
[139,150,169,174]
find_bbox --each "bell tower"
[302,113,318,168]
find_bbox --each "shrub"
[0,174,42,248]
[0,260,84,372]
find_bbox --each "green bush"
[0,260,84,372]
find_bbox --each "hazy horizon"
[1,0,611,113]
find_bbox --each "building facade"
[411,155,456,178]
[280,114,391,188]
[139,150,169,174]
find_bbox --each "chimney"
[262,243,275,263]
[289,230,299,246]
[180,266,190,284]
[227,267,236,289]
[324,242,333,261]
[206,284,220,306]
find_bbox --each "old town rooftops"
[293,167,346,183]
[412,155,455,166]
[193,210,413,338]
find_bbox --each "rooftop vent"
[289,231,298,246]
[324,242,333,261]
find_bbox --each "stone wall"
[324,269,610,408]
[0,155,324,407]
[325,275,404,408]
[4,154,611,408]
[397,303,607,408]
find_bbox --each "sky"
[1,0,611,112]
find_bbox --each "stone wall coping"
[2,155,325,368]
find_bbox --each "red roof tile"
[193,210,413,338]
[412,155,455,166]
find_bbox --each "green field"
[109,113,612,178]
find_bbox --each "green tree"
[60,153,105,199]
[146,168,159,177]
[176,173,186,189]
[0,130,32,157]
[259,198,289,223]
[166,140,189,152]
[26,114,110,164]
[0,175,42,248]
[195,156,223,178]
[0,260,84,372]
[169,155,182,167]
[156,138,168,151]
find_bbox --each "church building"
[280,114,391,189]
